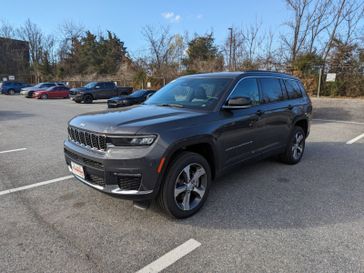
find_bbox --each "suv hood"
[69,105,206,134]
[108,95,129,102]
[70,87,87,92]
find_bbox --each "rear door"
[105,82,118,97]
[256,77,292,153]
[94,82,106,99]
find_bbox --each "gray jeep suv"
[64,71,312,218]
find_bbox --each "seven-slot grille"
[68,126,107,151]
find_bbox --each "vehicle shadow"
[313,106,354,122]
[0,111,34,121]
[153,141,364,230]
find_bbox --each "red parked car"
[33,86,70,99]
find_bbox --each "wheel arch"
[293,118,308,137]
[155,136,219,195]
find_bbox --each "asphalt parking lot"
[1,95,363,273]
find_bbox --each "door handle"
[256,110,264,116]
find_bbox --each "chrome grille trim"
[68,126,107,151]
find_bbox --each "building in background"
[0,37,30,82]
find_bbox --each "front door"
[218,78,265,168]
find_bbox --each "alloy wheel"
[174,163,207,211]
[292,131,304,160]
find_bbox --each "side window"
[105,82,114,89]
[259,78,285,103]
[297,81,307,95]
[229,78,260,105]
[284,79,302,99]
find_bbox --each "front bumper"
[107,101,124,108]
[69,94,83,101]
[64,139,164,200]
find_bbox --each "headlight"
[107,135,156,147]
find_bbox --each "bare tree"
[307,0,334,53]
[223,21,264,70]
[282,0,313,63]
[142,25,185,79]
[259,30,279,70]
[320,0,363,62]
[0,19,16,38]
[58,21,85,61]
[17,19,44,81]
[341,1,364,44]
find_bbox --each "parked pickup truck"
[69,81,133,103]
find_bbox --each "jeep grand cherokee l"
[64,71,312,218]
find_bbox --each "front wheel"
[279,126,306,164]
[8,89,15,95]
[41,94,48,99]
[83,95,93,104]
[158,152,211,218]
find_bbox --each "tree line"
[0,0,363,96]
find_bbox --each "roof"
[184,70,299,80]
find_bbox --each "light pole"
[228,27,233,71]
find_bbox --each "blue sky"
[1,0,290,56]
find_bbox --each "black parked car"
[70,82,133,103]
[64,71,312,218]
[107,89,157,108]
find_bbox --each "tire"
[41,94,48,99]
[8,89,15,95]
[279,126,306,164]
[83,95,93,104]
[158,152,211,219]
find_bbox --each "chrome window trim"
[222,75,301,109]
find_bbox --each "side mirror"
[223,96,252,109]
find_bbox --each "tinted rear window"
[104,82,115,88]
[259,78,285,103]
[284,79,302,99]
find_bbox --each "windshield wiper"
[157,103,184,108]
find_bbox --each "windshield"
[130,90,146,97]
[144,77,232,110]
[33,83,43,88]
[84,82,97,89]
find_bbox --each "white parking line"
[0,175,73,196]
[136,239,201,273]
[313,119,364,125]
[346,133,364,144]
[0,148,27,154]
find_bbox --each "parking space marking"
[346,133,364,144]
[313,119,364,125]
[0,148,27,154]
[136,239,201,273]
[0,175,73,196]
